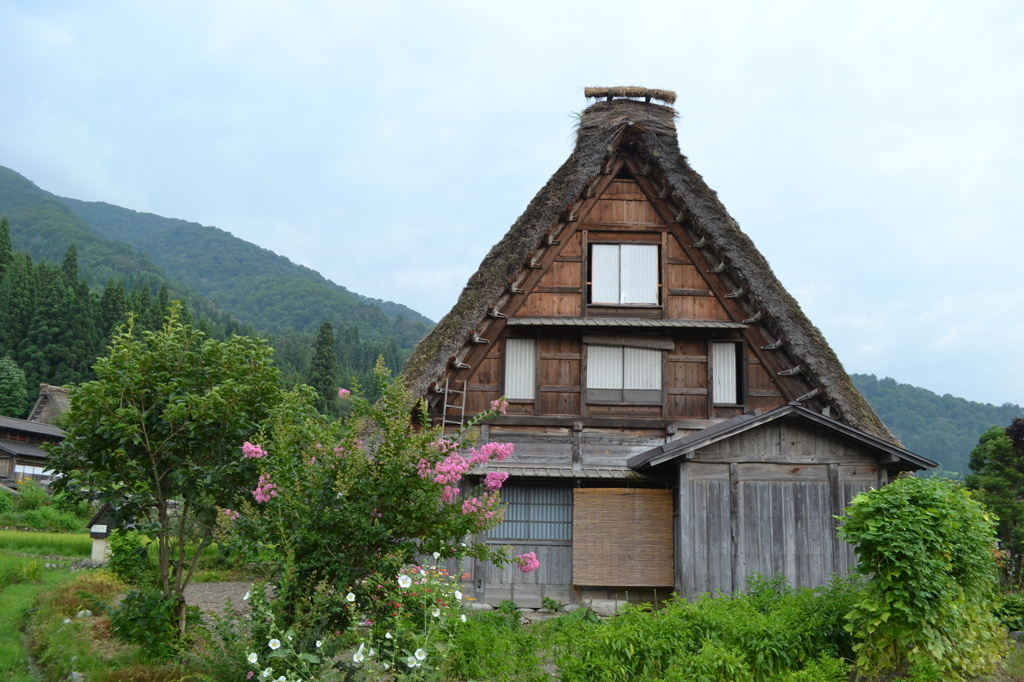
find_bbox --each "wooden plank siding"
[677,420,882,597]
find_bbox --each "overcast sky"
[2,1,1022,407]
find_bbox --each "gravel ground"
[183,581,252,618]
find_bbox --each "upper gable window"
[590,244,659,305]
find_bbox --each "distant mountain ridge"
[0,165,432,351]
[851,373,1022,476]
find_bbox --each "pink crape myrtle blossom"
[253,474,278,503]
[338,388,351,398]
[517,552,540,573]
[433,453,472,485]
[484,471,509,491]
[461,492,504,528]
[222,508,240,520]
[490,397,509,415]
[441,485,460,504]
[242,441,267,459]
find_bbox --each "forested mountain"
[0,165,432,353]
[851,373,1023,477]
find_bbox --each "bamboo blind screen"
[572,488,674,586]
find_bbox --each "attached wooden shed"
[629,403,934,598]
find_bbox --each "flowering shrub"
[347,560,470,678]
[227,361,523,644]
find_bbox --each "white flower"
[62,618,70,624]
[431,607,441,618]
[369,647,375,656]
[383,662,390,670]
[277,677,287,682]
[385,632,393,639]
[407,656,417,668]
[460,614,467,623]
[262,668,273,677]
[315,640,322,648]
[398,574,412,589]
[287,635,292,641]
[346,592,356,603]
[353,650,364,663]
[248,652,258,664]
[415,648,427,661]
[454,590,462,600]
[268,638,281,650]
[244,591,251,601]
[432,551,440,559]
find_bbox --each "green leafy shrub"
[108,529,154,585]
[50,489,92,521]
[839,475,1006,680]
[0,489,13,514]
[441,610,546,681]
[996,591,1024,632]
[21,506,82,531]
[110,589,198,660]
[553,576,857,682]
[16,479,49,511]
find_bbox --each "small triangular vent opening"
[614,165,634,180]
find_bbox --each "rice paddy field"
[0,530,91,558]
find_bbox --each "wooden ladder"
[440,377,466,428]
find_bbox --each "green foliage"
[20,506,81,532]
[0,530,91,556]
[441,610,546,681]
[0,490,12,514]
[52,184,433,347]
[50,489,92,521]
[108,529,154,586]
[230,365,514,640]
[307,320,339,415]
[551,576,857,682]
[110,588,198,660]
[0,355,27,418]
[852,373,1023,476]
[49,302,281,637]
[838,475,1006,679]
[995,591,1024,632]
[15,479,48,511]
[542,595,563,612]
[966,422,1024,582]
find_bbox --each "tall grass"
[0,530,91,557]
[0,566,73,681]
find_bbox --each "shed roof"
[628,403,936,471]
[402,87,895,443]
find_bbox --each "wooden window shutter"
[505,338,536,400]
[712,342,738,404]
[572,488,674,586]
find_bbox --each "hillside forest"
[0,218,401,418]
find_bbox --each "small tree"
[48,302,281,636]
[0,355,28,418]
[839,475,1005,680]
[306,319,338,416]
[966,422,1024,583]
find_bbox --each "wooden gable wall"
[430,154,820,464]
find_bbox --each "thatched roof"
[28,384,71,425]
[402,91,895,444]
